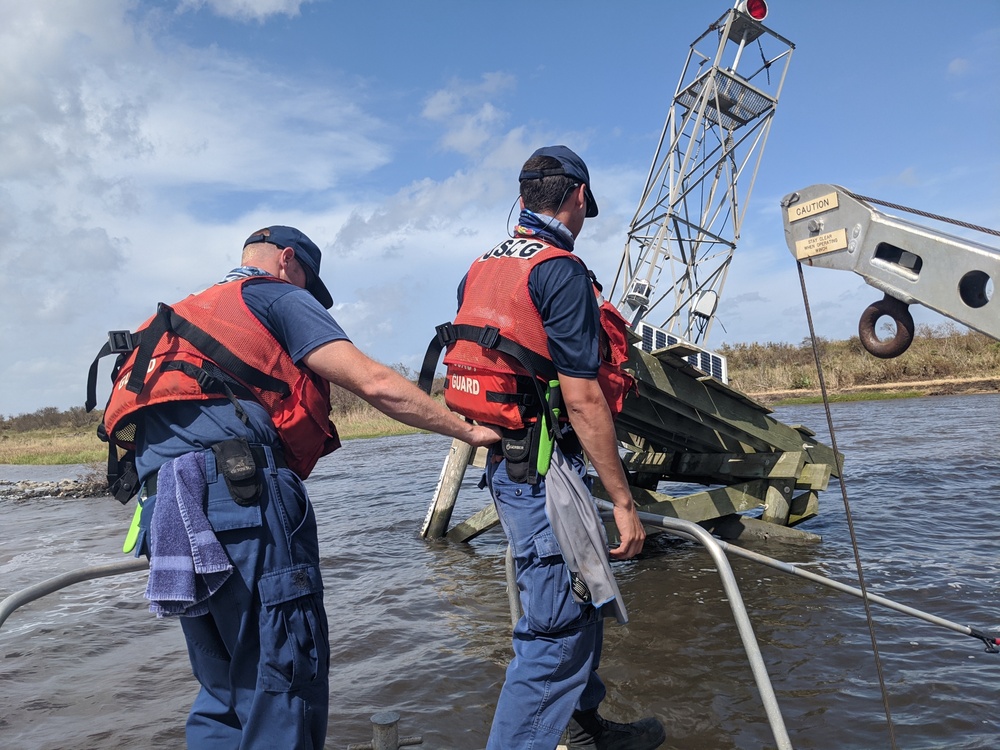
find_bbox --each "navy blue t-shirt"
[458,255,601,378]
[134,276,349,479]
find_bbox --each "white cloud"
[177,0,315,22]
[947,57,970,76]
[0,0,391,415]
[332,128,538,256]
[0,0,388,203]
[0,0,150,181]
[422,73,516,156]
[131,53,389,190]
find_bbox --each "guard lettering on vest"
[450,374,481,395]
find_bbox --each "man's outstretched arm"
[303,339,501,448]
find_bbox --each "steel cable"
[844,190,1000,238]
[796,261,899,750]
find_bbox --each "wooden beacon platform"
[421,336,840,545]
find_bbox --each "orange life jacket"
[91,277,340,485]
[436,237,634,430]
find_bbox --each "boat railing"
[588,502,794,750]
[0,557,149,631]
[1,517,794,749]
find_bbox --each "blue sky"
[1,0,997,416]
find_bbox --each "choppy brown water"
[2,394,999,749]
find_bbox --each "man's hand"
[609,499,646,561]
[466,423,503,448]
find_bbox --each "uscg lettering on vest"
[450,374,481,395]
[478,238,546,262]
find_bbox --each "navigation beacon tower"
[610,0,794,382]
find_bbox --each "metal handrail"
[701,535,1000,650]
[0,558,149,632]
[8,510,995,746]
[510,502,794,750]
[588,500,1000,749]
[598,501,794,749]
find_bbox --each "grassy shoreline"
[3,375,997,466]
[746,375,1000,406]
[4,326,997,465]
[0,413,425,466]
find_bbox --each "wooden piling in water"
[420,438,474,539]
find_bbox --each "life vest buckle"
[478,325,501,350]
[193,367,217,391]
[107,330,136,354]
[434,322,456,346]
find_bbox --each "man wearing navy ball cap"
[437,146,667,749]
[94,225,500,748]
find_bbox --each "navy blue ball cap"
[518,145,598,217]
[243,226,334,309]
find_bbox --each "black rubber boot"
[565,708,666,750]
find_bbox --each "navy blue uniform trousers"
[138,446,329,749]
[486,453,607,750]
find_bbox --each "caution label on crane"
[787,191,839,223]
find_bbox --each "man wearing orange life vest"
[94,226,500,749]
[443,147,666,750]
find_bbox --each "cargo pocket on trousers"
[522,529,582,634]
[257,564,329,692]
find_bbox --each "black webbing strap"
[125,303,290,399]
[124,305,170,394]
[161,361,253,426]
[461,323,556,382]
[93,420,140,504]
[417,321,561,437]
[417,322,558,393]
[417,324,449,394]
[86,330,142,412]
[485,391,536,406]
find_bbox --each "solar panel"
[634,322,729,384]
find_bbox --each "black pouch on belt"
[500,424,540,485]
[212,438,261,507]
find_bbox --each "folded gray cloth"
[544,447,627,625]
[144,451,232,617]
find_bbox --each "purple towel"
[144,451,233,617]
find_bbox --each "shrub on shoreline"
[721,324,999,394]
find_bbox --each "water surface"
[1,394,998,748]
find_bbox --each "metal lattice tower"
[611,4,794,346]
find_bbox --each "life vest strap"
[161,360,252,426]
[485,391,536,406]
[418,321,561,451]
[418,321,557,394]
[85,330,145,412]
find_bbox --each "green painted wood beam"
[445,503,499,543]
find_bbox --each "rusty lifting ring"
[858,295,915,358]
